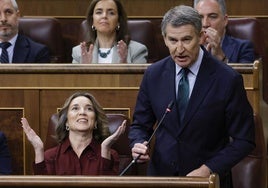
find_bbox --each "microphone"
[119,100,174,176]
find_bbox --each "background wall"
[16,0,192,17]
[15,0,268,16]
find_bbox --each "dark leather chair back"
[45,113,135,175]
[77,19,158,63]
[227,17,265,61]
[19,17,65,63]
[232,113,267,188]
[127,20,158,63]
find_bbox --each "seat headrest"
[18,17,65,63]
[227,18,265,59]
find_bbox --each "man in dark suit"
[128,5,255,188]
[194,0,255,63]
[0,131,12,174]
[0,0,50,63]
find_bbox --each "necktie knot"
[181,68,189,77]
[0,42,11,50]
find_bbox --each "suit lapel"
[13,35,29,63]
[178,51,217,134]
[160,58,181,136]
[91,41,99,63]
[222,35,235,60]
[112,45,120,63]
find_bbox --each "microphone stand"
[119,101,174,176]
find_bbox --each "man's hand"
[203,27,225,61]
[131,141,150,163]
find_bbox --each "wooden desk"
[0,174,219,188]
[0,62,259,175]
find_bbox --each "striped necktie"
[177,68,189,123]
[0,42,11,63]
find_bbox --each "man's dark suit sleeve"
[13,34,51,63]
[223,35,255,63]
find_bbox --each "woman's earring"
[116,25,120,31]
[92,25,96,31]
[66,123,70,131]
[94,122,97,129]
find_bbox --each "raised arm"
[21,118,44,163]
[101,120,126,159]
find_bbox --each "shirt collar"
[60,137,99,154]
[9,34,18,46]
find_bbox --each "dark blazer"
[0,131,12,175]
[222,34,255,63]
[12,34,50,63]
[129,47,255,184]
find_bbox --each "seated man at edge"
[0,0,50,63]
[194,0,255,63]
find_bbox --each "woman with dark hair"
[21,92,126,175]
[72,0,148,64]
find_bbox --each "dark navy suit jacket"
[12,34,50,63]
[0,131,12,174]
[129,47,255,181]
[222,34,255,63]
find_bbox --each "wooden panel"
[0,90,39,175]
[226,0,268,15]
[16,0,192,17]
[0,63,259,175]
[0,109,24,175]
[0,174,220,188]
[258,18,268,104]
[16,0,268,16]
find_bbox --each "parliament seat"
[226,18,267,188]
[45,113,135,175]
[19,17,65,63]
[226,17,265,61]
[77,19,158,63]
[127,20,158,63]
[232,113,267,188]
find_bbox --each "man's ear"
[223,14,228,27]
[16,10,21,18]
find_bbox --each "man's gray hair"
[10,0,19,11]
[193,0,226,15]
[161,5,202,37]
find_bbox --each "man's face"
[163,24,202,68]
[195,0,228,37]
[0,0,20,41]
